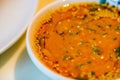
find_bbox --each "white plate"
[0,0,38,54]
[0,39,51,80]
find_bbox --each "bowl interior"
[27,0,100,80]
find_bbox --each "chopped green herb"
[115,26,120,31]
[68,30,80,36]
[62,56,67,61]
[68,30,73,36]
[62,55,73,61]
[112,37,117,40]
[86,28,96,33]
[100,4,108,9]
[92,45,101,55]
[115,46,120,57]
[107,8,114,12]
[68,32,73,36]
[90,7,98,12]
[75,51,81,55]
[76,63,84,68]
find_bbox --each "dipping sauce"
[34,3,120,79]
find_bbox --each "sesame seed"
[100,56,104,59]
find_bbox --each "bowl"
[26,0,102,80]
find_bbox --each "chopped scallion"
[92,45,101,55]
[115,26,120,31]
[115,46,120,57]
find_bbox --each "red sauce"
[35,3,120,79]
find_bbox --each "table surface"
[0,0,55,80]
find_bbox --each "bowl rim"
[26,0,100,80]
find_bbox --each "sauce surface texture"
[35,3,120,79]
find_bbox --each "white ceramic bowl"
[26,0,100,80]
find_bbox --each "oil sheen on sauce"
[35,3,120,79]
